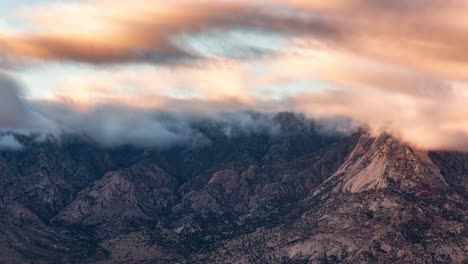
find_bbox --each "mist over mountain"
[0,112,466,264]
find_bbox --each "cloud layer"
[2,0,468,77]
[1,0,468,152]
[1,0,282,64]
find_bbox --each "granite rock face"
[0,113,466,263]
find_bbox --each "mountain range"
[0,112,466,263]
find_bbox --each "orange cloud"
[48,60,253,108]
[285,0,468,81]
[2,0,468,82]
[1,0,254,63]
[292,86,468,152]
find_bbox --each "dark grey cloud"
[0,72,30,127]
[0,72,57,134]
[33,102,210,148]
[32,101,282,148]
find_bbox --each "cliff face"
[0,113,466,264]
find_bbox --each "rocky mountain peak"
[327,133,448,193]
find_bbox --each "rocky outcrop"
[55,161,176,226]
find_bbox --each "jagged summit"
[327,133,448,193]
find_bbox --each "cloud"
[0,72,280,148]
[3,68,468,152]
[0,72,58,133]
[286,0,468,81]
[0,0,467,80]
[0,135,24,151]
[291,85,468,152]
[36,102,211,148]
[11,46,468,152]
[30,99,284,148]
[0,0,342,65]
[3,0,468,84]
[0,0,267,64]
[0,73,30,127]
[49,60,254,106]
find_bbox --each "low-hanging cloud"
[0,135,24,151]
[1,71,468,152]
[291,85,468,152]
[0,72,58,134]
[1,71,282,148]
[31,101,283,148]
[34,102,211,148]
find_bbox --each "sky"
[1,0,468,151]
